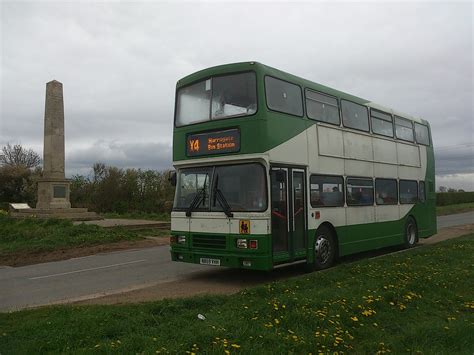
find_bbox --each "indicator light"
[249,240,258,249]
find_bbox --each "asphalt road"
[437,211,474,228]
[1,211,473,312]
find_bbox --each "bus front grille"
[192,235,226,249]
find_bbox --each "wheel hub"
[315,236,331,264]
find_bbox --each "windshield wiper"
[215,188,234,218]
[213,175,233,218]
[186,174,208,217]
[185,189,205,217]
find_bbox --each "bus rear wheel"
[310,225,336,271]
[404,217,418,248]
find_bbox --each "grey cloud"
[66,140,172,177]
[435,144,474,175]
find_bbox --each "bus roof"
[176,61,427,125]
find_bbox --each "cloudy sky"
[1,1,473,190]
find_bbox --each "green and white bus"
[169,62,436,271]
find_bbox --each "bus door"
[271,168,289,254]
[271,167,307,261]
[291,169,306,255]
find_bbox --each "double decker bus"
[169,62,436,271]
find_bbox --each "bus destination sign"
[187,129,240,156]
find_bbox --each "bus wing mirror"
[168,171,177,187]
[275,170,285,183]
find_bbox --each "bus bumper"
[170,248,273,271]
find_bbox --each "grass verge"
[437,202,474,216]
[1,234,473,354]
[101,211,170,221]
[0,215,146,257]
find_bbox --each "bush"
[436,191,474,206]
[69,163,175,214]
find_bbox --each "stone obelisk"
[36,80,71,209]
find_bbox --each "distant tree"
[459,189,465,193]
[439,186,447,193]
[0,143,41,169]
[448,188,457,193]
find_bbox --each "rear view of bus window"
[346,178,374,206]
[399,180,418,204]
[310,175,344,207]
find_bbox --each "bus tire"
[311,225,337,271]
[404,216,418,248]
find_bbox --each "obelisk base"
[36,179,71,209]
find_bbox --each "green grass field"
[437,202,474,216]
[1,234,473,354]
[0,215,147,257]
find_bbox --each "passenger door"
[271,167,307,263]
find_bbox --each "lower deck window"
[399,180,418,204]
[346,178,374,206]
[375,179,398,205]
[310,175,344,207]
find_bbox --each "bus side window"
[375,178,398,205]
[346,178,374,206]
[399,180,418,204]
[310,175,344,207]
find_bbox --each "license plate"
[200,257,221,266]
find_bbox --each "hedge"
[436,192,474,206]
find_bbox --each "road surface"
[1,212,473,312]
[437,211,474,228]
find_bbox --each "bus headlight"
[237,239,248,249]
[177,236,187,244]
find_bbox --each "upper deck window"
[371,109,393,137]
[175,72,257,127]
[395,116,414,142]
[414,123,430,146]
[341,100,369,132]
[265,76,303,117]
[305,89,340,125]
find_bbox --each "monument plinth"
[10,80,100,220]
[36,80,71,209]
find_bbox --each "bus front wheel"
[310,225,337,271]
[404,217,418,248]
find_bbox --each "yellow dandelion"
[231,344,241,348]
[351,316,359,322]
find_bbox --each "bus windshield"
[175,72,257,127]
[173,163,267,212]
